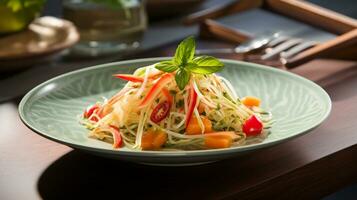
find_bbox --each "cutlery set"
[196,31,320,63]
[189,0,357,68]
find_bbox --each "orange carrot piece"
[162,88,173,105]
[198,103,206,114]
[205,137,232,149]
[186,116,213,135]
[141,130,167,150]
[141,131,155,150]
[152,131,168,149]
[205,131,237,139]
[241,96,261,107]
[204,132,234,149]
[202,117,213,133]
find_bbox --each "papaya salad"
[80,37,273,150]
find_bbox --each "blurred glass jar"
[0,0,46,34]
[63,0,147,56]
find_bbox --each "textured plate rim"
[19,57,332,158]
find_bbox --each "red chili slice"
[242,115,263,136]
[150,101,171,123]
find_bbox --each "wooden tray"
[184,0,357,68]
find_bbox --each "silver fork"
[195,32,318,62]
[195,32,280,55]
[261,36,318,60]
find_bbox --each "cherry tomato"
[242,115,263,136]
[150,101,171,123]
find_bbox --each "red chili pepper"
[113,74,144,82]
[109,125,122,148]
[162,88,173,105]
[83,104,99,119]
[139,73,173,107]
[150,101,171,123]
[185,84,197,128]
[242,115,263,136]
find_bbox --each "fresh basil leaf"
[189,56,224,74]
[187,65,223,74]
[155,60,178,72]
[185,62,198,70]
[174,36,195,66]
[175,68,190,90]
[193,56,224,67]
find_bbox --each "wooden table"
[1,40,357,200]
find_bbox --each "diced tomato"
[242,115,263,136]
[150,101,171,123]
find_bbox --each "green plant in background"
[0,0,46,34]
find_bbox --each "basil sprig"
[155,36,224,90]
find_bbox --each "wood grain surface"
[1,40,357,199]
[265,0,357,34]
[285,29,357,68]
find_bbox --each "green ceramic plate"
[19,58,331,165]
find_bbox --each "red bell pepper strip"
[139,73,173,107]
[84,104,100,122]
[113,74,144,82]
[109,125,122,148]
[113,71,163,83]
[162,88,173,105]
[242,115,263,136]
[185,84,198,128]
